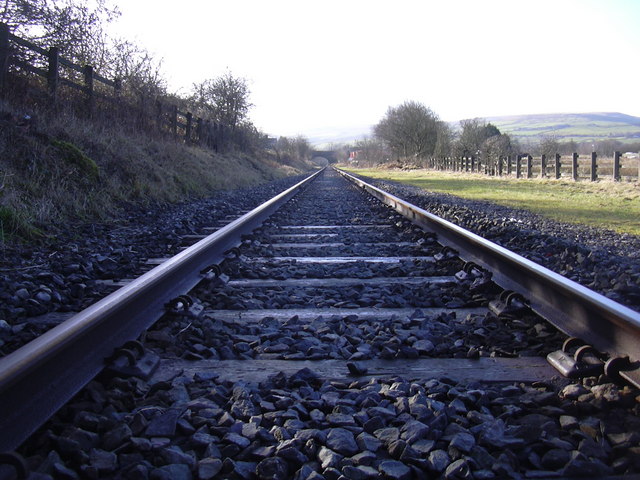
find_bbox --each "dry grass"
[0,105,308,240]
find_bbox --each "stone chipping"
[6,168,640,478]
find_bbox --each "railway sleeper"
[3,168,640,478]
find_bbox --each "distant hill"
[306,112,640,147]
[305,125,374,148]
[481,112,640,144]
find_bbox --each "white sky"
[112,0,640,138]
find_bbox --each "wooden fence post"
[112,77,121,119]
[540,154,547,178]
[47,46,59,104]
[526,155,533,178]
[214,122,221,151]
[506,155,512,175]
[555,154,561,179]
[196,117,204,144]
[516,155,521,178]
[0,23,9,96]
[185,112,192,142]
[497,156,503,176]
[171,105,178,138]
[572,153,579,181]
[613,151,621,181]
[590,152,598,181]
[83,65,94,117]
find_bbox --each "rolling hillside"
[308,112,640,147]
[483,112,640,143]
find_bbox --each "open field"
[482,112,640,143]
[341,167,640,236]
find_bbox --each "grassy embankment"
[0,105,311,241]
[341,167,640,236]
[485,112,640,144]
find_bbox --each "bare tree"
[1,0,119,68]
[595,139,623,157]
[538,135,560,158]
[560,139,578,155]
[434,121,453,158]
[1,0,169,98]
[109,38,166,98]
[455,118,501,157]
[374,101,440,161]
[482,133,514,160]
[351,136,389,165]
[190,72,252,131]
[273,135,312,165]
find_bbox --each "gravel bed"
[199,283,479,310]
[146,306,562,363]
[350,173,640,312]
[17,368,640,479]
[0,174,308,356]
[8,169,640,478]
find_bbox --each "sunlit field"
[341,167,640,236]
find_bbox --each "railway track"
[1,167,640,479]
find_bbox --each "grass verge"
[0,104,312,242]
[341,167,640,236]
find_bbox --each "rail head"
[335,167,640,387]
[0,167,324,452]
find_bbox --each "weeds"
[0,206,42,241]
[51,140,100,181]
[0,101,310,242]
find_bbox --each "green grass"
[484,112,640,143]
[51,139,100,180]
[342,167,640,236]
[0,205,42,241]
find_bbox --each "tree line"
[348,101,638,167]
[347,101,514,167]
[1,0,312,160]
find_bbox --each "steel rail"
[0,168,324,452]
[336,167,640,387]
